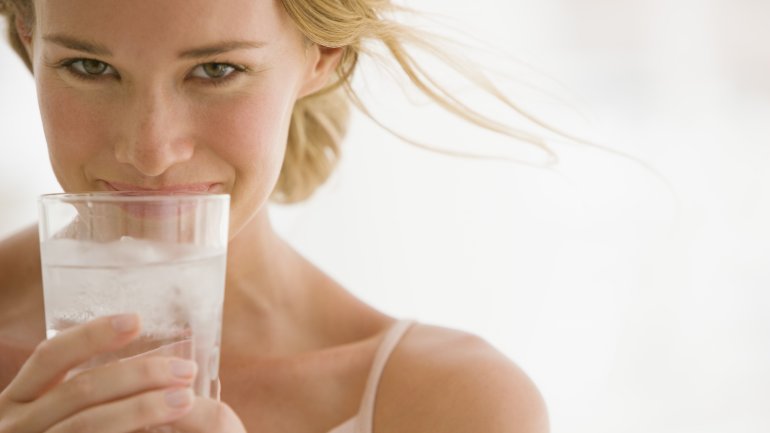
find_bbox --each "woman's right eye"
[63,59,118,79]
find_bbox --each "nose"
[114,87,194,177]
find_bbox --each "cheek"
[191,83,298,230]
[197,87,296,186]
[37,81,112,189]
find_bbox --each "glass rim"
[39,191,230,204]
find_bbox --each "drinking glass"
[38,191,229,400]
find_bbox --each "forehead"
[35,0,292,51]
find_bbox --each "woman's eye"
[69,59,113,76]
[190,63,238,80]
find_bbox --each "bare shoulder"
[0,225,44,343]
[0,226,40,279]
[0,224,40,286]
[376,323,548,433]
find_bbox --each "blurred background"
[1,1,768,432]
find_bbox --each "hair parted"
[1,0,570,203]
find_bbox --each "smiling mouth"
[98,180,224,193]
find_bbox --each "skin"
[0,0,550,432]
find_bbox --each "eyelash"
[53,58,249,87]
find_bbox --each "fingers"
[22,356,197,433]
[169,397,247,433]
[5,314,141,402]
[46,387,195,433]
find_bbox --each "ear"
[14,13,34,60]
[297,45,344,98]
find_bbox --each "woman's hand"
[0,314,199,433]
[167,398,247,433]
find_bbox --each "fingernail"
[165,388,193,408]
[170,360,197,379]
[111,314,139,333]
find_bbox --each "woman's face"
[21,0,336,235]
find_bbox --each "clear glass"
[38,192,229,401]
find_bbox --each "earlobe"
[297,45,345,99]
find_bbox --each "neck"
[220,208,321,356]
[219,208,392,359]
[225,208,303,314]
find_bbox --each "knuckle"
[32,339,57,365]
[81,324,104,349]
[138,358,165,382]
[61,413,95,433]
[65,373,95,400]
[133,395,165,421]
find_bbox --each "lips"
[99,180,224,193]
[92,180,226,220]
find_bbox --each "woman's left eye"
[190,63,242,81]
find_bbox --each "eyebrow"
[43,34,113,56]
[178,41,266,59]
[43,34,266,59]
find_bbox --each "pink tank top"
[326,319,416,433]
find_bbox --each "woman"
[0,0,548,432]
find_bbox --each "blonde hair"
[2,0,575,203]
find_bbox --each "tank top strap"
[355,319,416,433]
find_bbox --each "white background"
[1,1,768,432]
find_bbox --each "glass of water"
[38,191,229,400]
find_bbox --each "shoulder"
[375,323,548,433]
[0,225,44,389]
[0,225,44,342]
[0,225,40,285]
